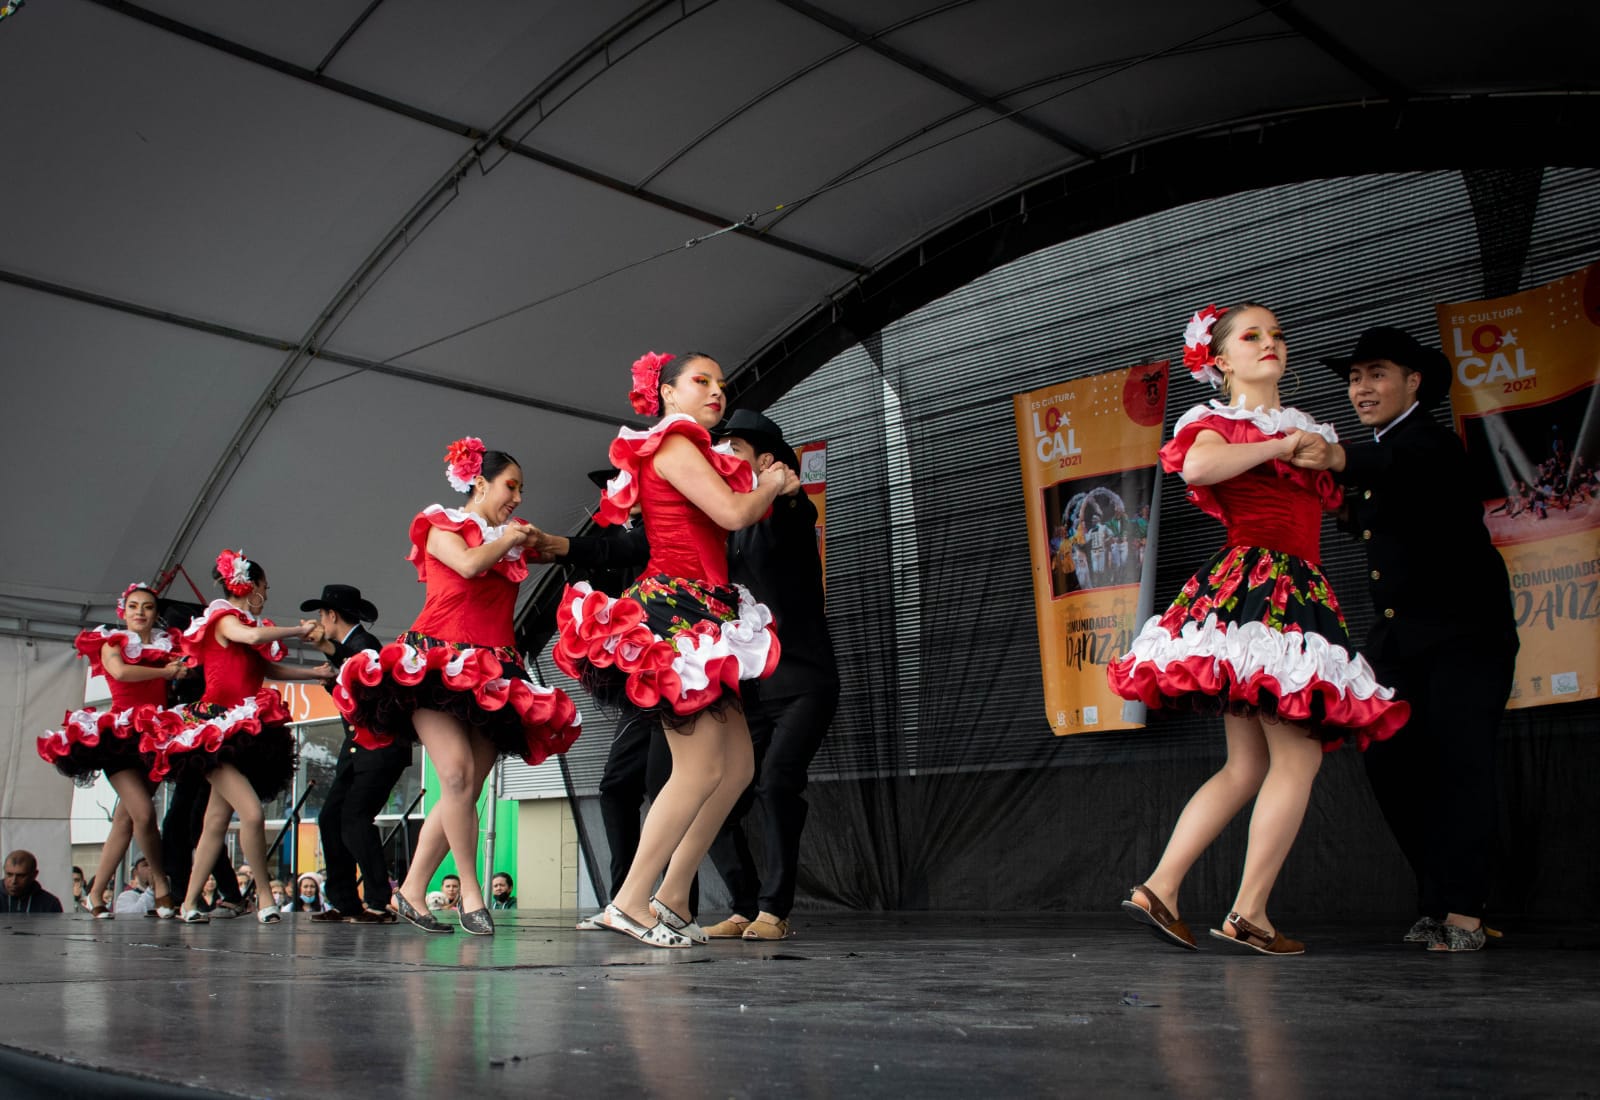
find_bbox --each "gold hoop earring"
[1285,365,1302,399]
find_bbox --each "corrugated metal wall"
[523,167,1600,799]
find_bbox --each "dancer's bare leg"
[611,711,737,925]
[1137,714,1270,918]
[1228,720,1322,932]
[400,710,489,913]
[107,769,170,899]
[206,766,271,903]
[655,711,754,918]
[90,803,134,909]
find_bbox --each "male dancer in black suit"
[701,410,838,941]
[1293,327,1518,952]
[301,585,410,923]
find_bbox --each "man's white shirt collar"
[1374,401,1421,442]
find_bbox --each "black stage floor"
[3,910,1597,1098]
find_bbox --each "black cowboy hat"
[300,584,379,622]
[1324,326,1453,408]
[714,409,801,471]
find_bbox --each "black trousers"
[705,686,836,919]
[161,769,242,905]
[319,757,410,913]
[596,706,659,899]
[1365,637,1516,919]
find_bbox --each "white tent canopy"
[2,0,1594,645]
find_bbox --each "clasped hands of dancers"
[42,306,1505,952]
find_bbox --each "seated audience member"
[2,850,65,913]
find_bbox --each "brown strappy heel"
[1120,884,1197,950]
[1209,912,1305,955]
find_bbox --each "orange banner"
[269,681,341,723]
[1436,262,1600,707]
[1015,363,1168,734]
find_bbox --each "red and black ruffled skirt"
[37,706,160,787]
[553,575,781,728]
[1106,544,1409,751]
[334,631,581,766]
[138,692,297,798]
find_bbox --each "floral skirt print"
[554,574,780,728]
[1107,544,1408,751]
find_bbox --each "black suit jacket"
[1337,408,1518,664]
[728,491,838,698]
[564,498,838,697]
[330,623,412,774]
[563,522,652,597]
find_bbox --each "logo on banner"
[1030,401,1083,467]
[1446,308,1535,392]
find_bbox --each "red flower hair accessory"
[215,549,255,596]
[629,351,676,417]
[444,436,486,493]
[116,582,157,617]
[1183,305,1224,388]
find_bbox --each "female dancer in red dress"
[1107,304,1409,955]
[37,583,187,918]
[555,352,796,947]
[335,441,581,935]
[144,551,332,924]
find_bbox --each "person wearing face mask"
[334,439,582,937]
[38,582,189,919]
[142,550,334,925]
[288,873,328,913]
[1108,303,1409,956]
[1288,328,1518,953]
[554,352,797,949]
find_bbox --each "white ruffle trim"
[1174,401,1338,444]
[182,600,285,662]
[670,585,775,692]
[83,626,175,662]
[1122,613,1394,702]
[161,696,269,753]
[561,580,776,692]
[420,504,526,562]
[48,706,135,741]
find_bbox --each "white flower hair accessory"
[444,437,487,493]
[1183,305,1224,388]
[215,549,256,596]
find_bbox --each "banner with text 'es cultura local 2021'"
[1015,363,1168,735]
[1436,261,1600,707]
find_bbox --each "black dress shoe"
[309,908,347,923]
[458,907,495,936]
[393,890,453,934]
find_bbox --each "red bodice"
[179,603,285,707]
[1203,470,1324,563]
[109,672,169,712]
[1160,404,1342,566]
[74,627,173,711]
[593,415,759,586]
[407,507,523,647]
[639,459,732,586]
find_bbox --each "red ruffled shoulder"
[407,505,529,584]
[595,415,757,527]
[1162,404,1342,521]
[73,626,176,677]
[180,600,285,665]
